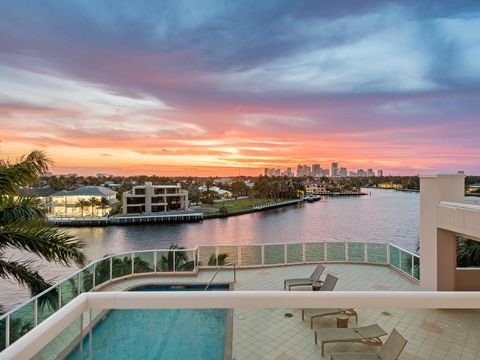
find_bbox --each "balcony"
[1,243,479,360]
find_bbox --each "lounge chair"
[318,274,338,291]
[284,264,325,290]
[330,329,407,360]
[314,324,388,356]
[302,308,358,328]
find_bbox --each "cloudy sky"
[0,0,479,175]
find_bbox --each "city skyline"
[1,1,480,176]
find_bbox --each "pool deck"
[100,264,480,360]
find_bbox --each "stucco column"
[145,182,153,214]
[419,173,465,290]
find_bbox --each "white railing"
[1,291,479,360]
[0,241,419,353]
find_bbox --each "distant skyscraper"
[378,170,383,177]
[331,162,339,177]
[264,168,268,176]
[357,169,365,177]
[321,169,330,177]
[305,165,312,176]
[340,167,348,177]
[296,164,303,177]
[367,168,375,177]
[312,164,321,177]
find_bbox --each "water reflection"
[71,188,419,261]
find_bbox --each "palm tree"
[75,199,90,217]
[157,244,194,271]
[0,151,85,303]
[457,237,480,267]
[89,197,100,217]
[98,197,110,217]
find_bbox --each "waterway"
[1,188,419,309]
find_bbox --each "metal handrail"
[204,262,236,291]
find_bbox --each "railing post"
[154,251,157,272]
[58,285,62,309]
[131,253,134,274]
[109,257,113,280]
[93,263,96,289]
[411,255,415,277]
[5,314,10,347]
[387,244,391,266]
[284,244,287,265]
[302,243,306,263]
[345,243,349,262]
[34,298,38,326]
[364,243,368,263]
[399,250,402,273]
[324,242,328,262]
[173,250,176,272]
[261,245,265,266]
[237,246,241,267]
[215,247,219,267]
[193,249,197,270]
[77,273,81,295]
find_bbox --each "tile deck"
[99,264,480,360]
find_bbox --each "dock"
[48,212,204,227]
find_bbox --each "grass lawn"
[200,198,290,213]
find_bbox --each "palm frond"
[0,221,86,266]
[0,150,51,194]
[0,256,52,296]
[0,196,46,224]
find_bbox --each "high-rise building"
[367,168,375,177]
[304,165,312,177]
[321,169,330,177]
[340,167,348,177]
[312,164,321,177]
[331,162,339,177]
[296,164,304,177]
[264,168,268,176]
[378,170,383,177]
[357,169,365,177]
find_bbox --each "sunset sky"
[0,0,479,176]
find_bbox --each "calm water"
[1,188,419,308]
[71,188,419,259]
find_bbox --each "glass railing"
[0,241,419,353]
[388,244,420,281]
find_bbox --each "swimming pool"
[66,284,230,360]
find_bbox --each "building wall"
[419,173,480,291]
[123,182,188,215]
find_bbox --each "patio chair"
[314,324,388,356]
[330,328,407,360]
[318,274,338,291]
[302,308,358,328]
[284,264,325,290]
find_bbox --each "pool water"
[66,284,229,360]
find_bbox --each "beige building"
[122,182,188,215]
[305,183,327,195]
[419,173,480,291]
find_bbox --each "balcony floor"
[100,264,480,360]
